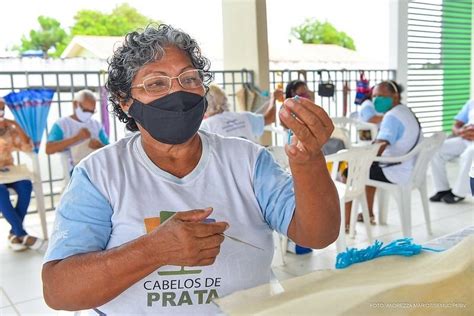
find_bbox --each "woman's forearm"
[42,234,163,311]
[45,136,80,155]
[288,154,340,249]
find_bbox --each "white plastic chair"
[366,132,446,237]
[332,117,378,144]
[325,144,381,253]
[0,153,48,239]
[264,125,351,150]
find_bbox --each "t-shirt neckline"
[134,131,210,185]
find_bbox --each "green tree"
[71,3,159,36]
[291,19,356,51]
[15,16,69,58]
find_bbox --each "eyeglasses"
[131,69,205,96]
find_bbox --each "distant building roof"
[59,36,386,69]
[21,50,44,58]
[269,42,383,68]
[61,36,123,59]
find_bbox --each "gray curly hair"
[106,24,213,131]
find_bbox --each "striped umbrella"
[3,89,54,153]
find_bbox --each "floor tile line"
[0,287,21,316]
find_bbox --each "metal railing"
[0,68,395,213]
[269,69,396,117]
[0,70,254,213]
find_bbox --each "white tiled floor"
[0,163,472,315]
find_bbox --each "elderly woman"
[201,84,280,142]
[42,25,339,314]
[0,98,42,251]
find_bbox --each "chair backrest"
[325,144,380,201]
[331,126,351,149]
[410,132,446,188]
[342,144,381,200]
[267,146,289,170]
[332,117,378,144]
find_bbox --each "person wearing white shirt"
[41,25,340,314]
[45,89,110,171]
[430,99,474,203]
[200,84,279,143]
[360,81,421,224]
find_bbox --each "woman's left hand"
[279,97,334,165]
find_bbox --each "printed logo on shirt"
[143,211,222,308]
[222,118,246,133]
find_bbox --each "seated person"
[0,98,43,251]
[358,87,383,125]
[358,81,421,225]
[355,89,383,142]
[430,99,474,203]
[45,89,109,171]
[200,84,280,143]
[285,80,313,101]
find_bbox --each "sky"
[1,0,393,66]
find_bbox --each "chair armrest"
[324,149,350,163]
[373,144,422,163]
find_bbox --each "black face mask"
[129,91,207,145]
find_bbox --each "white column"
[389,0,409,101]
[222,0,269,92]
[222,0,272,145]
[471,8,474,98]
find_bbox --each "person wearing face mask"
[42,25,340,314]
[357,80,421,224]
[429,99,474,204]
[45,89,109,171]
[200,84,279,143]
[0,98,44,251]
[285,80,313,101]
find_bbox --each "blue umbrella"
[3,89,54,153]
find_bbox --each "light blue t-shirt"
[454,99,474,125]
[376,104,421,184]
[44,143,294,262]
[44,131,295,314]
[47,116,110,170]
[377,114,405,145]
[48,120,109,145]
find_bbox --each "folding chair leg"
[377,189,389,225]
[395,189,412,238]
[33,182,48,240]
[31,154,48,240]
[335,200,347,253]
[349,199,359,239]
[359,196,373,243]
[419,182,433,235]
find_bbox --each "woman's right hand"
[148,208,228,267]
